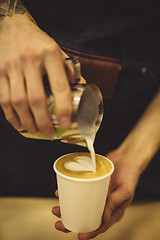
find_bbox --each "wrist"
[117,126,160,176]
[117,135,159,176]
[0,13,37,37]
[0,6,36,32]
[0,1,25,23]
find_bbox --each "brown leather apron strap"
[61,46,122,99]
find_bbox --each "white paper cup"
[53,153,114,233]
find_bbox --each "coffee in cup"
[55,152,112,179]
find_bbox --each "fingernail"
[44,130,54,139]
[59,117,70,129]
[14,123,23,131]
[52,208,56,215]
[31,130,40,135]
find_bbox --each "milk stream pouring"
[19,83,103,147]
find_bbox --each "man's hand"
[0,13,81,138]
[52,149,140,239]
[52,90,160,239]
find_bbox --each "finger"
[91,202,127,239]
[78,222,108,240]
[79,76,86,84]
[64,59,76,84]
[62,51,86,85]
[8,62,39,135]
[0,73,22,130]
[103,185,132,222]
[78,201,128,240]
[55,220,70,233]
[107,179,118,196]
[55,189,59,198]
[44,45,72,129]
[52,206,61,218]
[21,53,54,138]
[2,104,22,130]
[109,200,127,224]
[64,59,86,85]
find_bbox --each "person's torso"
[22,0,160,63]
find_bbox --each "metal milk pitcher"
[19,83,103,147]
[19,57,103,146]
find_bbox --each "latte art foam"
[65,156,93,172]
[55,152,112,179]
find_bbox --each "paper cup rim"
[53,153,114,182]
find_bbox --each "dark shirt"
[22,0,160,67]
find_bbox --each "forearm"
[117,89,160,174]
